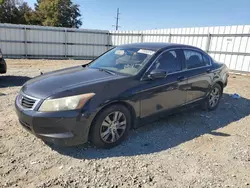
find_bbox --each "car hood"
[22,66,117,99]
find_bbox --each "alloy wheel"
[100,111,127,143]
[209,87,220,108]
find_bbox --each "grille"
[20,95,36,109]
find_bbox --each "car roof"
[119,42,202,51]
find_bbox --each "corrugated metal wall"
[0,23,250,72]
[0,24,109,59]
[110,25,250,72]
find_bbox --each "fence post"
[205,33,211,52]
[168,33,172,43]
[24,26,27,58]
[64,29,67,59]
[107,32,111,51]
[141,32,144,43]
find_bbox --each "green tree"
[0,0,20,24]
[23,9,42,25]
[0,0,82,28]
[17,2,33,24]
[34,0,82,28]
[0,0,35,24]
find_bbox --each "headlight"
[38,93,95,112]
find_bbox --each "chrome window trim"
[17,92,41,111]
[141,47,212,81]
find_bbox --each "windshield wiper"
[97,68,117,75]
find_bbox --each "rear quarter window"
[202,54,211,65]
[184,50,207,69]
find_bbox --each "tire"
[202,83,222,111]
[0,59,7,74]
[90,104,131,149]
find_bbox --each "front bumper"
[15,97,95,146]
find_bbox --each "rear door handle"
[206,68,211,73]
[177,76,186,81]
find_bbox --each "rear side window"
[154,50,182,73]
[184,50,207,69]
[202,54,211,65]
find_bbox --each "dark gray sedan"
[15,43,229,148]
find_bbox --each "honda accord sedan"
[15,43,229,148]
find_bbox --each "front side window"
[89,47,155,75]
[153,50,182,73]
[184,50,206,69]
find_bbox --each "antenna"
[112,8,121,30]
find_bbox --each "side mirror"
[148,69,167,80]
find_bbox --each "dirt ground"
[0,59,249,188]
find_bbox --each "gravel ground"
[0,59,249,188]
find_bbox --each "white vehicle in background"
[0,49,7,74]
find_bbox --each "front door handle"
[177,76,186,81]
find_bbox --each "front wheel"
[202,83,222,111]
[90,104,131,149]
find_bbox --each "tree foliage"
[0,0,19,24]
[0,0,82,28]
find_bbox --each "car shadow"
[48,93,250,159]
[0,75,31,88]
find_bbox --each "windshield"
[89,47,156,75]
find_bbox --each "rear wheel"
[90,104,131,148]
[202,83,222,111]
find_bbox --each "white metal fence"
[0,24,109,59]
[0,23,250,72]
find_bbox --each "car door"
[182,49,213,103]
[139,49,188,118]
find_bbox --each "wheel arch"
[88,100,137,140]
[215,80,224,94]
